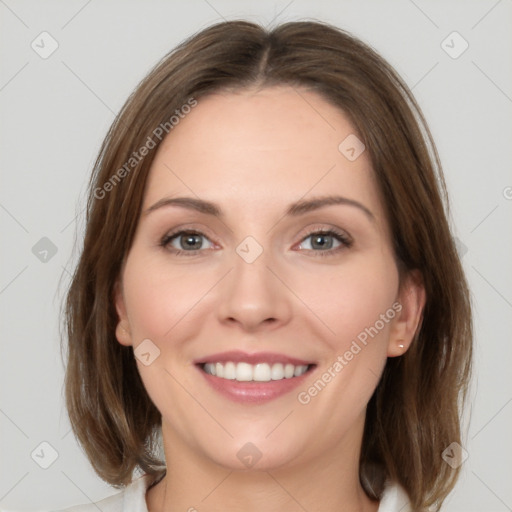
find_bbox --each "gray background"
[1,0,511,510]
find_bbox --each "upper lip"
[194,350,315,366]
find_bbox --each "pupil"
[182,233,201,250]
[312,234,332,250]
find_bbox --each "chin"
[199,430,309,472]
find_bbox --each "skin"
[114,86,425,512]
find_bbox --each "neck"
[146,419,380,512]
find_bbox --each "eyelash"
[159,226,353,258]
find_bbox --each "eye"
[160,230,214,255]
[159,227,352,257]
[296,228,352,256]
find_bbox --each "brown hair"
[63,19,472,510]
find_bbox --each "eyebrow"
[143,195,375,222]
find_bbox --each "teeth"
[237,362,253,381]
[271,363,284,380]
[223,361,236,380]
[254,363,271,382]
[203,362,309,381]
[284,363,295,379]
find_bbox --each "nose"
[216,249,293,333]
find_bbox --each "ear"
[387,270,426,357]
[114,279,133,347]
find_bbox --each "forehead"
[143,86,383,223]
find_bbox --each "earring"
[398,341,405,349]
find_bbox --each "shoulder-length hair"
[63,19,472,511]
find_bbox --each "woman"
[62,19,472,512]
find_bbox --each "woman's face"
[115,86,423,471]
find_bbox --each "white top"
[53,474,412,512]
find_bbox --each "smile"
[196,351,316,403]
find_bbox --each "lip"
[194,351,316,404]
[194,350,314,366]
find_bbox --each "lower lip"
[197,365,315,404]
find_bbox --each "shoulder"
[378,480,412,512]
[49,474,154,512]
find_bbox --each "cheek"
[292,255,399,435]
[297,251,399,351]
[121,250,213,342]
[123,243,399,353]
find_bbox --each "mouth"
[195,351,317,403]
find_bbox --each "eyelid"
[161,223,219,243]
[296,224,353,244]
